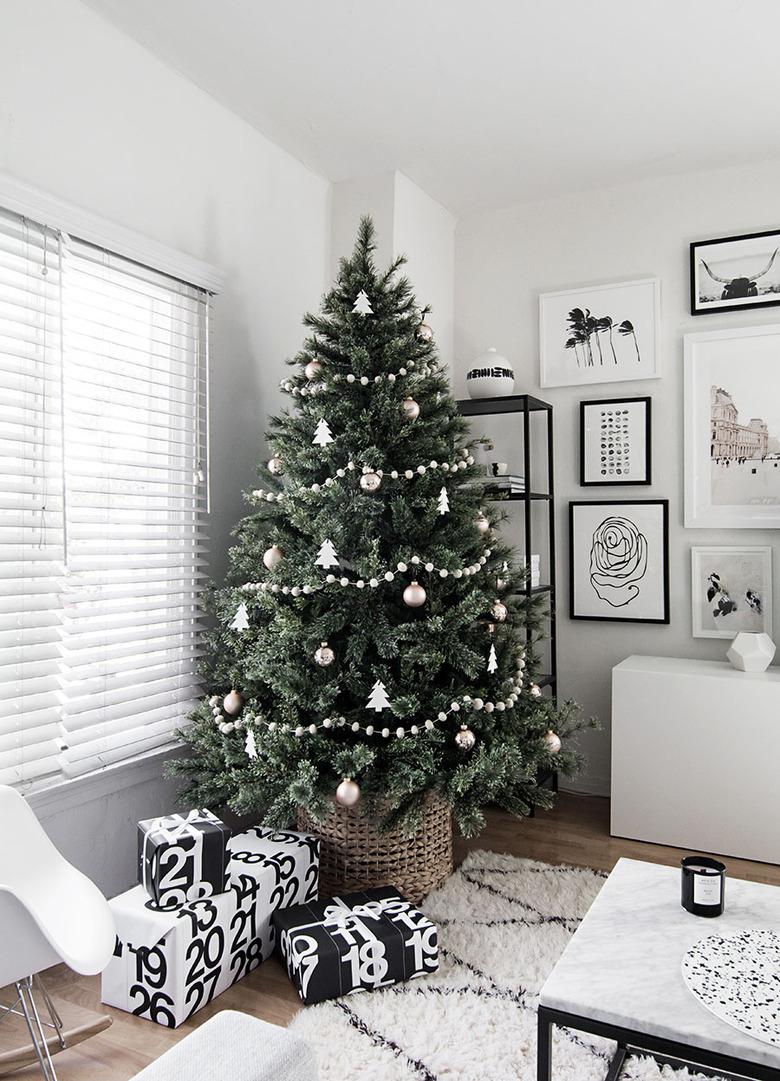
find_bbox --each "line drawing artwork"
[565,308,640,368]
[589,515,648,607]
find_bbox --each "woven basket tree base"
[297,792,453,905]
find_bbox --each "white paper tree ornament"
[437,487,450,515]
[245,728,257,758]
[312,418,334,447]
[229,602,249,632]
[366,679,390,712]
[352,289,373,316]
[487,643,498,673]
[315,539,339,569]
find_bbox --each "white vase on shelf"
[726,632,776,673]
[466,348,515,399]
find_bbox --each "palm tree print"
[563,310,641,367]
[618,319,641,362]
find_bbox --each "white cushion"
[131,1009,318,1081]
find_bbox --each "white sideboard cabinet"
[611,655,780,864]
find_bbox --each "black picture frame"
[579,396,652,486]
[569,499,670,624]
[690,228,780,316]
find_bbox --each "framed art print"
[539,278,660,388]
[691,545,772,640]
[569,500,669,624]
[580,396,651,486]
[684,324,780,528]
[691,229,780,316]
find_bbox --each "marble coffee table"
[538,857,780,1081]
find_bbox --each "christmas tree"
[173,218,587,836]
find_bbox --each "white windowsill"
[28,744,186,819]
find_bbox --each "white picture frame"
[691,546,773,639]
[539,278,661,389]
[684,324,780,528]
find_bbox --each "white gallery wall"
[454,158,780,795]
[0,0,330,893]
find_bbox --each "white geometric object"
[315,539,339,569]
[366,679,390,712]
[487,643,498,673]
[727,632,776,672]
[352,289,373,316]
[229,602,249,632]
[466,348,515,399]
[312,418,334,447]
[437,487,450,515]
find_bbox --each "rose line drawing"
[589,515,648,607]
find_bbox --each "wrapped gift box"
[103,826,319,1027]
[137,809,232,909]
[273,886,438,1005]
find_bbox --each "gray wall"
[453,158,780,794]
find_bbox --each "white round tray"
[682,928,780,1048]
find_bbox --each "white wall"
[331,171,455,365]
[454,159,780,795]
[0,0,330,892]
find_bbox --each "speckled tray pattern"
[682,929,780,1048]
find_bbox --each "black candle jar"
[681,856,726,917]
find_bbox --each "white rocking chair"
[0,785,116,1079]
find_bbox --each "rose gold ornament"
[335,777,361,807]
[304,358,322,380]
[314,641,335,667]
[359,471,382,493]
[455,725,476,750]
[544,730,561,754]
[416,321,434,343]
[267,455,284,476]
[223,688,244,716]
[263,544,283,570]
[403,581,427,607]
[401,397,420,421]
[491,599,508,622]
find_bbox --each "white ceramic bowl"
[466,348,515,399]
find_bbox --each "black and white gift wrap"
[137,809,232,909]
[103,826,319,1027]
[274,886,438,1005]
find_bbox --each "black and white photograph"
[691,229,780,315]
[691,546,773,640]
[539,278,660,388]
[569,500,669,623]
[580,396,651,486]
[685,324,780,528]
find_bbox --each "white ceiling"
[83,0,780,215]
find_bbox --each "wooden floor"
[4,793,779,1080]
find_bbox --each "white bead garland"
[248,450,474,504]
[280,359,431,395]
[241,548,493,597]
[209,673,524,743]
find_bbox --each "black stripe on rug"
[336,1001,440,1081]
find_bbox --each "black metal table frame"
[538,1005,780,1081]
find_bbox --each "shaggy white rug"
[289,850,720,1081]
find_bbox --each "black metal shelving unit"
[457,393,558,706]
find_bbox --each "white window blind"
[0,208,210,790]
